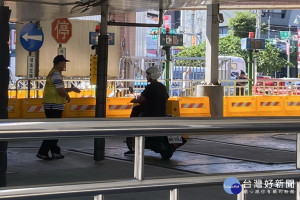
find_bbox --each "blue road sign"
[20,23,44,52]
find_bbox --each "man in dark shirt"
[236,70,247,96]
[130,67,169,116]
[125,67,169,155]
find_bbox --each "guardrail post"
[94,194,104,200]
[297,133,300,169]
[0,142,7,187]
[297,182,300,200]
[237,184,245,200]
[170,188,179,200]
[134,136,145,181]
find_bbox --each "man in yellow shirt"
[37,55,80,160]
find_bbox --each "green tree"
[255,42,294,76]
[176,11,294,77]
[228,11,256,38]
[177,34,247,60]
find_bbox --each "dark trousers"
[236,87,245,96]
[38,109,63,156]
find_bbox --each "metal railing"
[220,78,300,96]
[13,78,94,98]
[0,118,300,199]
[9,78,300,98]
[0,170,299,199]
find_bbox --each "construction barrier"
[8,90,17,98]
[21,99,46,119]
[8,99,20,119]
[177,97,211,117]
[256,96,284,116]
[106,97,133,118]
[224,96,257,117]
[13,96,300,118]
[224,96,300,117]
[8,97,211,119]
[69,90,95,98]
[166,98,180,117]
[65,98,96,118]
[284,96,300,116]
[16,90,28,98]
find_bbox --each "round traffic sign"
[52,18,72,44]
[20,23,44,52]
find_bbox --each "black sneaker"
[36,153,52,160]
[52,153,64,159]
[124,150,134,156]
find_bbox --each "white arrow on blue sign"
[20,23,44,52]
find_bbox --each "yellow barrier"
[65,98,96,118]
[223,96,300,117]
[69,90,95,98]
[33,90,44,98]
[256,96,284,116]
[8,99,20,119]
[178,97,211,117]
[106,97,133,118]
[21,99,46,119]
[284,96,300,116]
[16,90,28,98]
[166,99,180,117]
[8,90,17,98]
[223,96,257,117]
[9,96,300,119]
[9,97,183,119]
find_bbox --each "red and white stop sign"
[52,18,72,44]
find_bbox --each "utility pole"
[254,10,262,88]
[287,25,291,78]
[268,16,271,39]
[94,0,108,161]
[0,0,11,187]
[255,10,262,39]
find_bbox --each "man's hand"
[66,95,71,103]
[130,96,145,103]
[72,87,81,93]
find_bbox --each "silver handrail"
[0,170,299,199]
[0,118,300,200]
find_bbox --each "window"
[262,10,286,19]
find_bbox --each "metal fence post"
[170,188,179,200]
[237,184,245,200]
[134,136,145,181]
[94,194,104,200]
[297,133,300,169]
[297,182,300,200]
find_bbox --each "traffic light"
[165,27,170,34]
[151,30,157,35]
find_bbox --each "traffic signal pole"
[0,1,10,187]
[94,0,108,161]
[164,46,171,92]
[247,50,253,96]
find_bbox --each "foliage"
[219,35,246,59]
[176,34,248,61]
[228,11,256,38]
[254,42,293,75]
[175,11,294,76]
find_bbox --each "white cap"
[146,67,161,79]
